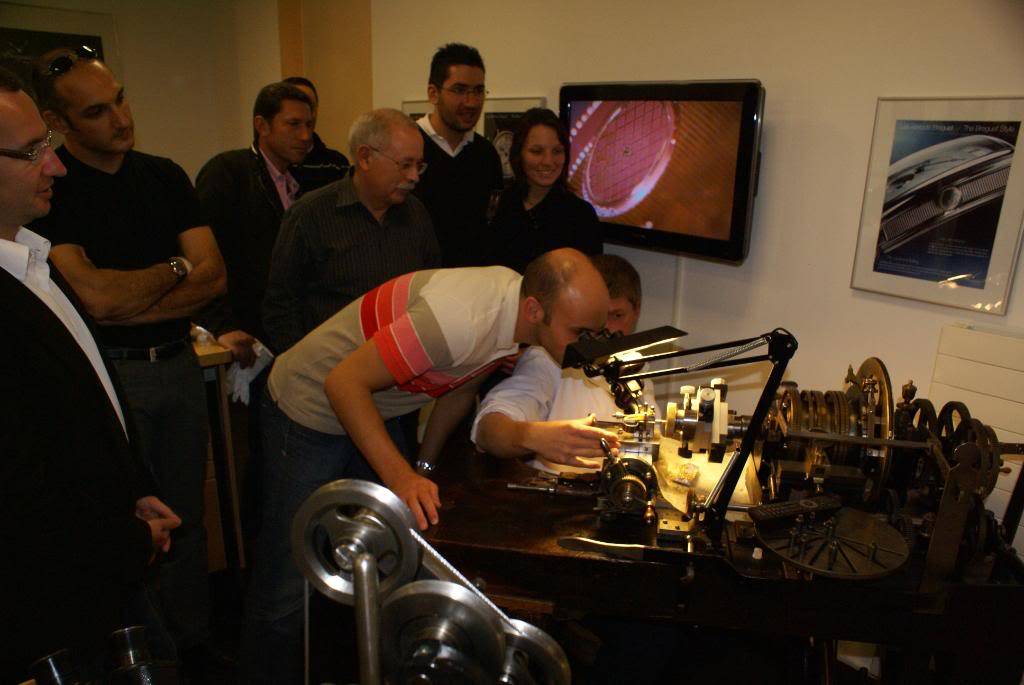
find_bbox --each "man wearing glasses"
[414,42,504,267]
[0,67,181,682]
[262,107,440,355]
[28,47,226,677]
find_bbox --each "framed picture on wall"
[400,99,431,123]
[0,3,121,96]
[851,96,1024,315]
[402,95,546,182]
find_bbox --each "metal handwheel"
[848,357,894,503]
[291,479,420,604]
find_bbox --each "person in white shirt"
[473,254,652,472]
[0,66,180,682]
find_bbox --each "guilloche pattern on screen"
[567,100,742,240]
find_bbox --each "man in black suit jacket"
[0,68,181,682]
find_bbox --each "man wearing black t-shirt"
[414,43,504,267]
[30,48,226,675]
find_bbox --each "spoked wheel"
[290,479,420,604]
[846,358,894,503]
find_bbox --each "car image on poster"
[873,120,1020,288]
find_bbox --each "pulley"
[291,479,421,604]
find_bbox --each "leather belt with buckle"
[105,339,188,362]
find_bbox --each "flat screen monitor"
[560,81,764,262]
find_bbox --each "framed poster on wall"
[0,3,121,96]
[851,96,1024,315]
[399,99,431,123]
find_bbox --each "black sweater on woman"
[484,184,603,273]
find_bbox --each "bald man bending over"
[241,248,614,684]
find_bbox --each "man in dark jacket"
[196,81,316,362]
[196,82,321,545]
[282,76,350,194]
[0,67,180,683]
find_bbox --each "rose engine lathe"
[542,325,1023,591]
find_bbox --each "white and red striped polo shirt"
[268,266,522,435]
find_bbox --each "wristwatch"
[168,256,190,280]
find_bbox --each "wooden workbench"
[417,432,1024,683]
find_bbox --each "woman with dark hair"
[485,108,602,272]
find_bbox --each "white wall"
[299,0,373,158]
[372,0,1024,411]
[3,0,282,178]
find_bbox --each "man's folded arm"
[48,243,179,323]
[111,225,226,324]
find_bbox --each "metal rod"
[785,430,933,450]
[705,449,739,512]
[619,354,772,382]
[651,334,762,358]
[303,579,310,685]
[505,482,594,498]
[1003,449,1024,541]
[353,553,382,685]
[586,333,762,370]
[506,482,556,495]
[683,336,768,371]
[705,330,797,545]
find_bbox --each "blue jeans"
[239,390,409,685]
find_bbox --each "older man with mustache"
[262,107,440,355]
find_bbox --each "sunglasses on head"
[46,45,99,76]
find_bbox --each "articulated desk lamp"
[562,325,798,546]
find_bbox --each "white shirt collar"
[0,226,51,283]
[417,114,474,157]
